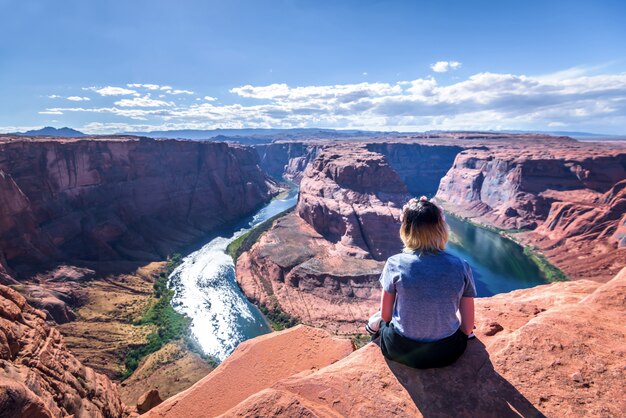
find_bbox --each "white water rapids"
[167,188,299,361]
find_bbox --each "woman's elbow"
[380,291,395,323]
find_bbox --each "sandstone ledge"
[145,325,354,418]
[150,268,625,417]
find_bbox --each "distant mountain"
[489,130,625,140]
[122,128,389,141]
[15,126,86,137]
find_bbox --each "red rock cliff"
[237,146,409,334]
[151,267,626,417]
[296,145,408,260]
[0,284,126,417]
[436,141,626,280]
[365,142,463,196]
[254,142,323,181]
[0,136,274,272]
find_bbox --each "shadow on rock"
[382,338,545,418]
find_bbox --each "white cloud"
[168,89,194,95]
[230,82,402,102]
[430,61,462,73]
[47,94,61,99]
[38,110,63,115]
[40,67,626,134]
[0,125,46,133]
[114,95,174,108]
[67,96,90,101]
[127,83,161,90]
[85,86,138,96]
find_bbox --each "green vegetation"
[226,207,294,262]
[225,205,301,331]
[523,247,568,282]
[349,333,372,349]
[122,254,216,379]
[258,304,299,331]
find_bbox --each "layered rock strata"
[0,135,275,416]
[238,138,626,339]
[365,142,463,196]
[254,142,323,181]
[145,268,626,417]
[236,214,383,333]
[0,284,125,417]
[296,146,408,260]
[238,146,409,333]
[436,141,626,280]
[0,136,274,272]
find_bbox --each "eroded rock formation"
[436,141,626,280]
[0,136,274,272]
[365,142,463,196]
[254,142,323,181]
[237,214,383,334]
[0,284,125,417]
[238,137,626,335]
[296,146,407,260]
[237,145,409,333]
[0,135,277,416]
[147,268,626,417]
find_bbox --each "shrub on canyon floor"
[122,254,192,379]
[258,304,299,331]
[523,247,568,282]
[227,208,294,261]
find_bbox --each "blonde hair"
[400,196,448,254]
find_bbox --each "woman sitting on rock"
[366,196,476,369]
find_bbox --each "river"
[167,187,299,362]
[169,189,547,361]
[445,213,547,296]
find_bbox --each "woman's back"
[380,250,476,342]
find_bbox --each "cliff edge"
[146,267,626,417]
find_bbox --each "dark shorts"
[379,322,468,369]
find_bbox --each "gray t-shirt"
[379,250,477,342]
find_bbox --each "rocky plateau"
[0,132,624,417]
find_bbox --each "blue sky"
[1,0,626,134]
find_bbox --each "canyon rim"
[2,1,626,416]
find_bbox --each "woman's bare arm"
[380,290,396,323]
[459,297,475,335]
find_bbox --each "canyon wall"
[296,146,407,260]
[0,284,126,417]
[0,135,279,416]
[0,136,274,273]
[436,141,626,280]
[254,142,323,181]
[237,137,626,338]
[437,144,626,229]
[365,142,463,196]
[237,145,409,333]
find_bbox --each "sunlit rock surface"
[145,325,354,418]
[150,268,626,417]
[0,136,274,272]
[436,139,626,280]
[0,284,126,417]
